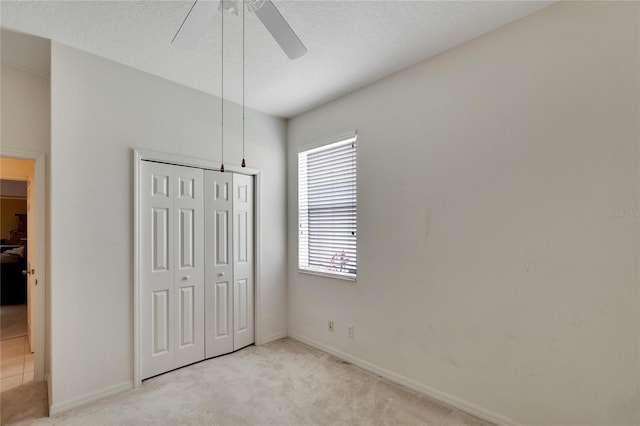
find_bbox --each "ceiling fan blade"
[254,0,307,60]
[172,0,219,49]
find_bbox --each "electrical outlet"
[328,320,334,331]
[347,324,354,338]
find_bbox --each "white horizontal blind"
[298,136,357,278]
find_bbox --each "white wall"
[1,65,50,154]
[287,2,639,425]
[50,43,287,411]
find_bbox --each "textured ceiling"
[0,1,553,118]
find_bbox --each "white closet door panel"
[141,162,176,379]
[215,211,229,266]
[237,211,248,263]
[205,171,234,358]
[214,282,230,337]
[178,285,195,347]
[174,166,205,368]
[235,278,248,332]
[233,173,254,350]
[204,279,233,357]
[179,209,195,268]
[152,290,171,355]
[152,208,170,271]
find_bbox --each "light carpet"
[2,338,493,425]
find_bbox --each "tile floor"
[1,309,33,392]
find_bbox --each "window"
[298,133,357,279]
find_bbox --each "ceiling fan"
[172,0,307,60]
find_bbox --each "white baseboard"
[256,331,287,345]
[288,334,518,426]
[49,381,133,417]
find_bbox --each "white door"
[204,171,234,358]
[141,161,204,379]
[233,173,254,350]
[173,166,205,369]
[205,171,254,358]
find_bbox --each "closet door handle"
[182,275,190,281]
[218,272,225,277]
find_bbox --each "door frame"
[0,148,46,383]
[133,149,262,386]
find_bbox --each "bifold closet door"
[232,173,254,350]
[205,171,254,358]
[204,171,234,358]
[141,161,204,379]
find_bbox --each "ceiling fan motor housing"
[220,0,265,15]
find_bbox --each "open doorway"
[0,157,39,391]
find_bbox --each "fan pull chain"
[220,7,225,173]
[241,0,246,168]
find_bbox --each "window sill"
[298,268,357,282]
